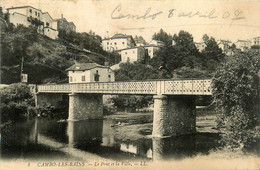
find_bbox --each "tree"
[201,34,225,74]
[115,62,166,81]
[150,30,203,78]
[212,51,260,150]
[152,29,173,46]
[0,83,35,123]
[173,30,198,55]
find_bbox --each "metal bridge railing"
[36,79,212,95]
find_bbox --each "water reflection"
[1,118,223,161]
[67,120,103,150]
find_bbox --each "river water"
[0,114,227,161]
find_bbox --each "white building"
[251,37,260,46]
[66,63,115,83]
[149,39,165,47]
[144,45,161,59]
[7,6,58,39]
[102,34,136,52]
[121,47,146,63]
[195,42,206,52]
[217,39,232,54]
[235,40,251,51]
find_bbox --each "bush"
[0,83,35,123]
[111,95,153,112]
[212,52,260,150]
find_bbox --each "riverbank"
[104,110,218,141]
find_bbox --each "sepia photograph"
[0,0,259,169]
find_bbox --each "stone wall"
[152,95,196,137]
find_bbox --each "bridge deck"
[36,79,212,95]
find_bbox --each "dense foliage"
[111,95,153,112]
[212,52,260,150]
[152,29,173,46]
[115,62,168,81]
[0,83,35,123]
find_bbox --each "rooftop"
[7,6,42,11]
[103,34,134,40]
[66,63,109,71]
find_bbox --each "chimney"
[61,14,63,19]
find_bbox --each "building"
[235,40,251,51]
[66,63,115,83]
[195,42,206,52]
[52,14,76,33]
[7,6,42,27]
[149,39,165,47]
[7,6,58,39]
[251,37,260,46]
[102,34,136,52]
[217,39,232,54]
[120,47,146,63]
[143,45,161,59]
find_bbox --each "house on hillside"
[52,14,76,33]
[143,45,161,59]
[195,42,206,52]
[66,63,115,83]
[217,39,232,54]
[235,40,251,52]
[120,47,147,63]
[149,39,165,47]
[102,34,136,52]
[7,6,58,39]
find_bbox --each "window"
[29,9,32,13]
[38,13,40,17]
[114,42,117,45]
[35,11,37,16]
[122,42,125,45]
[133,51,135,53]
[94,74,99,81]
[94,70,99,81]
[70,76,73,82]
[108,75,111,81]
[46,22,49,27]
[107,42,109,45]
[127,57,130,62]
[82,76,85,81]
[125,52,127,55]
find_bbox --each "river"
[0,112,229,162]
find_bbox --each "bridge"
[37,79,212,95]
[34,78,213,138]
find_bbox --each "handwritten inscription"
[111,4,246,24]
[111,5,162,20]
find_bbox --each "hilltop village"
[0,5,259,84]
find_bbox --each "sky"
[1,0,259,43]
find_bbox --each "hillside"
[0,22,119,84]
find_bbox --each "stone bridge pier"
[68,93,103,120]
[152,95,196,137]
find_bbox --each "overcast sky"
[1,0,259,43]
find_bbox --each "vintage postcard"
[0,0,259,169]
